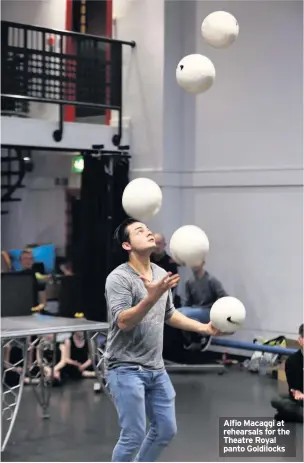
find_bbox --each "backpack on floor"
[247,335,287,373]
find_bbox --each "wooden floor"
[2,369,303,462]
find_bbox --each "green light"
[72,155,84,173]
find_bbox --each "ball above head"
[169,225,209,267]
[122,178,162,221]
[201,11,239,49]
[210,296,246,333]
[176,54,216,94]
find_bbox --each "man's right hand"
[140,273,180,303]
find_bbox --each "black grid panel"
[1,22,122,115]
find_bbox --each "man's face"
[153,234,166,256]
[298,334,304,348]
[21,252,33,269]
[123,222,155,254]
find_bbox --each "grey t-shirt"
[184,271,228,309]
[104,263,175,370]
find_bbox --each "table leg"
[1,337,29,452]
[86,331,111,399]
[29,335,55,419]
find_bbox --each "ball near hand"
[210,297,246,333]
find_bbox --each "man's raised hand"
[140,273,180,302]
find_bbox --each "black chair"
[1,272,36,317]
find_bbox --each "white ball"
[210,297,246,333]
[201,11,239,48]
[169,225,209,267]
[176,54,215,94]
[122,178,162,221]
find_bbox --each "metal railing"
[1,20,135,146]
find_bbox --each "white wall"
[114,0,165,171]
[193,0,302,171]
[1,151,80,255]
[1,0,66,29]
[183,0,303,340]
[116,0,303,340]
[1,184,66,254]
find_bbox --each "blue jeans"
[179,306,210,323]
[107,366,177,462]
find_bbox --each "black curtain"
[77,155,129,322]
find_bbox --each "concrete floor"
[2,369,303,462]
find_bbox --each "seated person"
[38,332,94,384]
[64,331,95,379]
[179,261,228,349]
[20,248,50,283]
[271,324,303,423]
[37,334,69,386]
[151,233,179,274]
[19,248,51,312]
[151,233,181,307]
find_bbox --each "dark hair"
[299,324,304,337]
[114,218,139,248]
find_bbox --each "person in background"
[36,334,69,386]
[151,233,181,307]
[20,248,50,282]
[20,248,34,270]
[20,248,51,312]
[64,331,95,378]
[151,233,178,275]
[179,260,228,350]
[271,324,303,422]
[38,321,94,384]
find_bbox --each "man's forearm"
[118,297,157,331]
[166,310,208,334]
